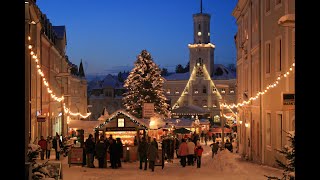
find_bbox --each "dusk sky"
[37,0,238,76]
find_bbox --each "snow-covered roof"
[164,117,210,128]
[212,64,236,80]
[163,64,236,81]
[95,109,149,130]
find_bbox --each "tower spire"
[200,0,202,14]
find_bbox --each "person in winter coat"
[178,138,188,167]
[187,138,195,166]
[209,140,219,159]
[116,138,123,168]
[95,136,107,168]
[194,143,204,168]
[108,138,118,169]
[85,134,95,168]
[147,142,159,172]
[138,137,148,170]
[52,134,62,160]
[38,136,47,160]
[224,139,233,152]
[46,136,53,159]
[151,138,158,150]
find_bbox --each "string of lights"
[28,35,91,118]
[221,62,295,109]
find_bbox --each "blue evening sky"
[37,0,238,76]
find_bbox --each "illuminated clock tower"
[189,0,215,76]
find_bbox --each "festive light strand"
[221,62,295,109]
[28,36,91,118]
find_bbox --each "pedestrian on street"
[194,142,204,168]
[38,136,47,160]
[209,140,219,159]
[85,134,95,168]
[138,137,148,170]
[95,136,107,168]
[52,133,62,160]
[46,136,52,159]
[178,138,188,167]
[147,141,159,172]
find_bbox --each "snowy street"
[41,142,283,180]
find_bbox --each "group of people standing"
[137,137,159,172]
[37,133,63,160]
[85,134,123,169]
[177,138,204,168]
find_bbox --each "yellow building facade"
[232,0,295,166]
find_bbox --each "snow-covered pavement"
[43,143,283,180]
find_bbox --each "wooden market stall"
[95,109,149,162]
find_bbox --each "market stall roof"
[164,118,210,128]
[95,109,150,130]
[173,127,192,134]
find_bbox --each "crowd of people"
[35,130,235,172]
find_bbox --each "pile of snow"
[204,149,245,174]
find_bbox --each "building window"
[175,89,179,94]
[266,0,271,13]
[277,113,283,149]
[166,89,170,94]
[212,88,217,93]
[202,86,207,94]
[118,118,124,127]
[194,89,199,94]
[221,88,226,94]
[266,43,271,74]
[229,88,235,94]
[266,113,271,147]
[276,38,282,72]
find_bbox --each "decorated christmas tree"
[123,49,170,118]
[265,131,295,180]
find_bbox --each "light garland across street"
[28,36,91,118]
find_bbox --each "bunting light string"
[28,35,91,118]
[221,62,295,109]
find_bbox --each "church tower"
[189,0,215,76]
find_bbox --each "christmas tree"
[265,131,295,180]
[122,49,170,118]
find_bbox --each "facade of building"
[25,0,89,147]
[88,74,126,120]
[232,0,295,166]
[163,5,237,124]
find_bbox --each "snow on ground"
[38,142,283,180]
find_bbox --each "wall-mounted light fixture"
[245,123,249,128]
[239,120,242,124]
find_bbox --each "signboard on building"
[283,93,295,105]
[37,115,46,122]
[143,103,154,118]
